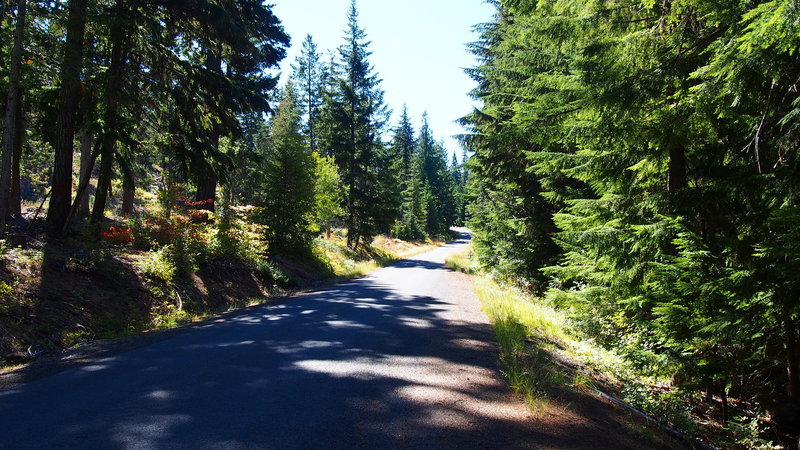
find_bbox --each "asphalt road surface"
[0,233,639,449]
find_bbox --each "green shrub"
[254,259,289,285]
[0,281,12,297]
[137,246,176,284]
[210,216,260,263]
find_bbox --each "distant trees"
[462,0,800,420]
[292,35,328,154]
[0,0,463,254]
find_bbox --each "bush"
[137,246,176,284]
[100,226,134,245]
[209,208,262,263]
[254,259,289,285]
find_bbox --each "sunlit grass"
[456,269,636,415]
[313,232,438,279]
[444,245,477,274]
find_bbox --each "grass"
[444,246,477,274]
[314,231,439,279]
[446,245,633,407]
[445,245,732,448]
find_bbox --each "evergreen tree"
[0,0,28,236]
[463,0,800,418]
[320,0,389,250]
[292,34,328,153]
[395,151,428,241]
[391,105,416,179]
[416,114,455,238]
[258,84,316,254]
[386,106,418,237]
[46,0,88,236]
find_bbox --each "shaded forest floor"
[0,221,439,371]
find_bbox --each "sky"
[270,0,496,160]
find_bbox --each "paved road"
[0,233,633,449]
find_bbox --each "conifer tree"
[463,0,800,417]
[321,0,389,250]
[395,152,428,241]
[391,105,416,179]
[258,84,316,254]
[416,114,455,238]
[292,34,328,153]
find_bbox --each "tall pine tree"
[319,0,389,250]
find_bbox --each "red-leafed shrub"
[101,226,134,245]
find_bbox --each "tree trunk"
[47,0,88,236]
[720,387,729,425]
[194,46,221,213]
[784,306,800,398]
[9,99,24,218]
[121,168,135,218]
[61,140,99,234]
[194,162,217,212]
[76,129,93,216]
[667,145,686,191]
[91,146,114,222]
[1,0,28,236]
[90,0,127,223]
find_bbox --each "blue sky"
[271,0,495,159]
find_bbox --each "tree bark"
[76,129,93,216]
[784,306,800,398]
[91,147,114,222]
[61,139,99,234]
[194,46,221,213]
[91,0,127,223]
[9,100,24,218]
[667,145,686,191]
[47,0,88,236]
[1,0,28,236]
[121,168,135,217]
[194,161,217,212]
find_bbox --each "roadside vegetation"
[461,0,800,448]
[447,245,783,449]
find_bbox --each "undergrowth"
[446,244,781,449]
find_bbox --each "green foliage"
[316,0,391,250]
[254,259,289,286]
[311,152,343,235]
[462,0,800,442]
[137,246,176,284]
[622,384,698,438]
[257,84,317,255]
[209,201,262,264]
[0,281,13,298]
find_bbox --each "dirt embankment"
[0,240,280,367]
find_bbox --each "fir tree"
[292,34,328,153]
[320,0,389,250]
[417,114,456,238]
[258,84,316,254]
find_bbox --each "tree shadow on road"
[0,261,673,449]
